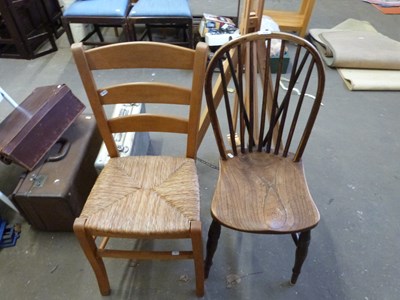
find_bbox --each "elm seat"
[61,0,131,45]
[203,32,325,285]
[127,0,193,48]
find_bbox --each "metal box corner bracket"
[0,84,85,171]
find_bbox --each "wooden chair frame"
[61,1,132,46]
[263,0,316,37]
[71,41,208,296]
[202,31,325,284]
[127,16,193,48]
[126,0,193,48]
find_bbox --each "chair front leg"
[204,219,221,279]
[290,230,311,285]
[191,221,204,297]
[73,218,110,296]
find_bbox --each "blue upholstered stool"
[61,0,131,45]
[127,0,193,48]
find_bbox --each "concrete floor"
[1,0,400,299]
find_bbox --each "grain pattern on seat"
[212,152,319,233]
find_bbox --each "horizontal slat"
[98,83,191,105]
[263,10,305,30]
[86,42,195,70]
[108,114,189,133]
[99,249,194,260]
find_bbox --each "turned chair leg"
[290,230,311,285]
[204,219,221,279]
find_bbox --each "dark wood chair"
[0,0,58,59]
[71,41,208,296]
[61,0,131,46]
[127,0,193,48]
[203,32,325,284]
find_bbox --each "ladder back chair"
[71,41,208,296]
[203,32,325,284]
[264,0,316,37]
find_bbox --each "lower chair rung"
[99,249,194,260]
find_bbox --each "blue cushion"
[63,0,130,17]
[129,0,191,17]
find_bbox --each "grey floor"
[1,0,400,299]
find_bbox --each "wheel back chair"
[203,32,325,284]
[71,41,208,296]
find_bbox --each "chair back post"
[71,43,119,158]
[187,42,208,159]
[300,0,316,15]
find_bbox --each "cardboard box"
[205,30,240,46]
[199,13,236,37]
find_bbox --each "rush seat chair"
[203,32,325,284]
[71,41,208,296]
[61,0,131,45]
[127,0,193,48]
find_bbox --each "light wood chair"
[263,0,316,37]
[203,32,325,284]
[71,41,208,296]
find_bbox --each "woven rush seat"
[127,0,193,47]
[81,156,200,237]
[61,0,131,45]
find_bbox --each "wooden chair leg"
[204,219,221,279]
[61,19,75,44]
[73,218,111,296]
[191,220,204,297]
[93,25,104,42]
[290,230,311,284]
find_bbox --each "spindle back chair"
[203,32,325,284]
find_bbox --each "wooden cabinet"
[0,0,61,59]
